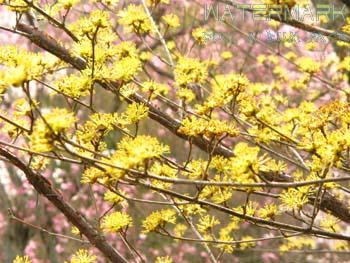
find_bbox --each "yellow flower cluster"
[47,0,80,16]
[112,135,169,169]
[197,215,220,235]
[196,73,250,114]
[320,215,340,232]
[29,109,76,153]
[192,27,210,45]
[174,56,208,87]
[81,167,105,184]
[13,256,31,263]
[112,56,142,82]
[118,4,153,34]
[263,0,297,8]
[150,162,177,189]
[173,223,187,238]
[257,203,279,220]
[199,185,232,204]
[279,237,315,252]
[142,81,169,98]
[221,51,233,60]
[179,203,206,216]
[70,10,111,39]
[147,0,169,6]
[296,57,321,74]
[342,18,350,34]
[122,102,148,124]
[162,14,180,28]
[82,135,169,183]
[103,190,125,206]
[69,249,96,263]
[56,72,92,98]
[0,46,59,89]
[181,142,263,185]
[155,256,173,263]
[101,211,132,233]
[76,104,148,157]
[142,209,176,233]
[6,0,30,12]
[280,188,309,211]
[234,201,258,218]
[176,88,195,103]
[178,116,239,138]
[76,112,116,155]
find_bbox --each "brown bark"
[15,23,350,225]
[0,147,128,263]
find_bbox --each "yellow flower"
[197,215,220,234]
[150,162,177,189]
[333,240,349,251]
[122,102,148,124]
[162,14,180,28]
[147,0,169,6]
[70,249,96,263]
[71,226,80,236]
[81,167,105,184]
[182,159,207,179]
[173,223,187,238]
[44,108,76,133]
[28,152,48,170]
[296,57,321,74]
[198,73,250,112]
[280,188,308,211]
[239,236,256,249]
[7,0,29,12]
[167,41,176,50]
[13,98,32,117]
[155,256,173,263]
[142,209,176,233]
[234,201,258,217]
[338,57,350,72]
[118,4,153,34]
[51,0,80,14]
[178,203,206,216]
[342,18,350,34]
[320,215,340,232]
[29,108,76,153]
[69,10,111,38]
[111,56,142,82]
[56,73,92,98]
[76,113,117,156]
[4,65,27,87]
[140,51,153,61]
[104,190,125,205]
[216,230,234,253]
[280,237,315,252]
[199,185,232,204]
[192,27,209,45]
[174,56,208,87]
[101,211,132,233]
[116,135,169,167]
[258,203,279,219]
[142,81,169,98]
[13,256,31,263]
[232,142,260,174]
[221,51,233,60]
[176,88,195,103]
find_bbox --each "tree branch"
[15,23,350,224]
[0,147,128,263]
